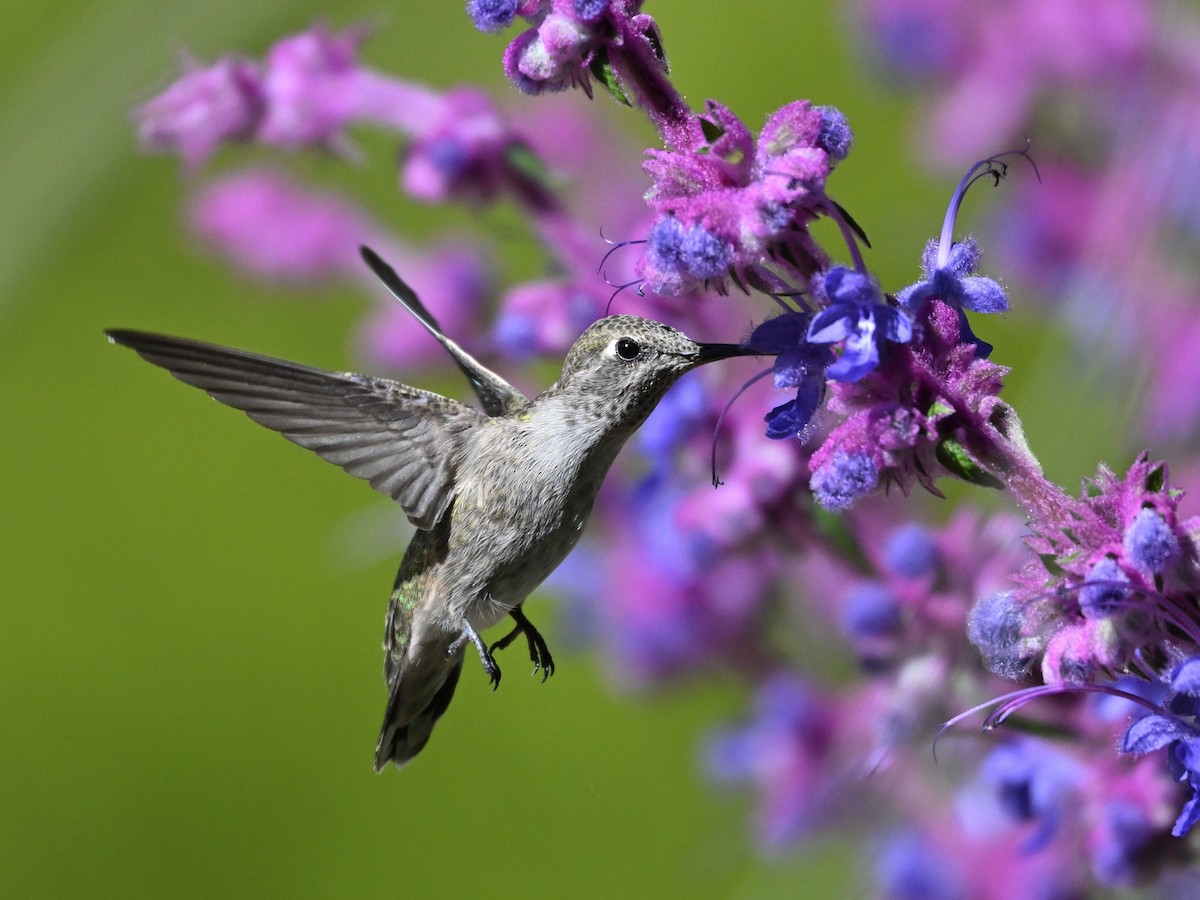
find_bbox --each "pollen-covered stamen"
[935,145,1040,269]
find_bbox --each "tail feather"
[374,656,463,771]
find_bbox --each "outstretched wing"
[107,329,485,530]
[359,246,527,417]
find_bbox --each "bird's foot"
[448,622,501,690]
[489,608,555,683]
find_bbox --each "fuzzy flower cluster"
[636,99,849,297]
[859,0,1200,445]
[136,3,1200,896]
[961,456,1200,840]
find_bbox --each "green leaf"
[936,438,1004,489]
[1147,463,1166,493]
[926,400,954,419]
[1039,553,1065,577]
[700,118,724,143]
[589,49,630,106]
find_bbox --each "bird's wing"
[360,246,528,417]
[107,329,485,530]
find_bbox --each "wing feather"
[107,329,485,530]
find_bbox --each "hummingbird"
[108,246,755,769]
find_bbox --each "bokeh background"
[1,1,1137,896]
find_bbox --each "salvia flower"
[744,313,831,441]
[467,0,519,33]
[1123,507,1182,576]
[1120,655,1200,837]
[135,57,264,168]
[896,152,1025,357]
[808,267,913,382]
[897,236,1008,357]
[810,450,880,512]
[883,522,940,580]
[188,168,374,281]
[977,739,1083,853]
[636,100,845,296]
[137,26,538,207]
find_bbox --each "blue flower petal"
[763,373,824,439]
[875,305,913,343]
[808,305,854,343]
[944,239,981,276]
[826,323,880,381]
[747,314,806,354]
[896,280,934,312]
[824,267,877,305]
[1172,791,1200,837]
[1172,656,1200,697]
[959,275,1008,313]
[1121,714,1198,754]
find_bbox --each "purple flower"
[815,105,853,162]
[808,267,912,382]
[746,314,832,440]
[638,377,709,457]
[1123,508,1181,575]
[966,591,1036,680]
[883,523,939,579]
[680,225,734,279]
[399,88,517,204]
[135,58,264,168]
[896,151,1027,357]
[1090,800,1156,887]
[1114,656,1200,837]
[1122,717,1200,837]
[979,739,1081,852]
[842,583,903,639]
[841,583,903,669]
[502,12,593,95]
[188,168,374,281]
[467,0,519,33]
[573,0,611,22]
[493,280,604,358]
[703,673,839,847]
[875,832,963,900]
[897,237,1007,358]
[1078,557,1130,618]
[810,450,879,511]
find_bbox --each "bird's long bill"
[696,343,759,363]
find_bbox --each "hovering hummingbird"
[108,246,755,769]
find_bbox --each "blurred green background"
[0,1,1125,896]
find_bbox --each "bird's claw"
[490,608,555,682]
[456,621,502,690]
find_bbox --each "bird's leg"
[447,621,501,690]
[489,607,555,682]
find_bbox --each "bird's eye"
[615,338,641,360]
